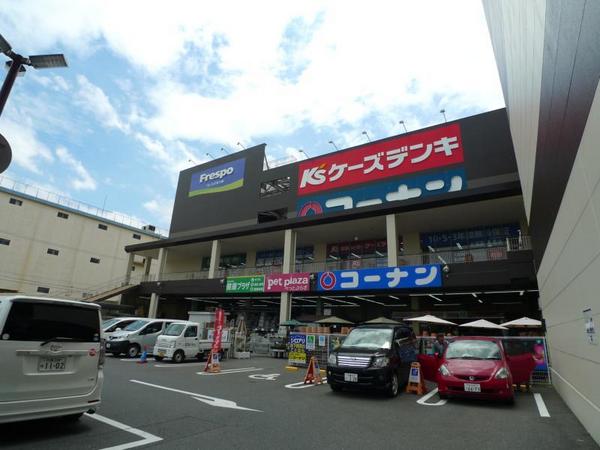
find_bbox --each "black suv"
[327,324,416,397]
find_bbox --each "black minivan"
[327,324,416,397]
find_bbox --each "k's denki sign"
[297,123,464,195]
[189,158,246,197]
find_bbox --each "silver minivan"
[0,296,104,424]
[105,318,182,358]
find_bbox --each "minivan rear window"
[2,301,100,342]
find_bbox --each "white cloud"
[0,116,53,174]
[0,1,503,150]
[143,196,174,228]
[75,75,128,132]
[55,146,97,191]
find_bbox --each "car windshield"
[341,328,393,350]
[446,340,501,360]
[124,320,148,331]
[102,318,120,329]
[164,323,185,336]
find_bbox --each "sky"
[0,0,504,234]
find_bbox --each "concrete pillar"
[282,229,297,274]
[279,229,297,324]
[279,292,292,323]
[313,243,327,261]
[124,253,134,285]
[208,240,221,279]
[143,256,152,279]
[148,248,167,318]
[148,293,159,318]
[245,249,257,268]
[386,214,399,267]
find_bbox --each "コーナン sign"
[297,123,463,196]
[264,273,310,292]
[189,158,246,197]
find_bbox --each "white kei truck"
[153,321,231,363]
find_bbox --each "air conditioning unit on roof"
[142,225,156,232]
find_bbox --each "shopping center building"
[122,108,538,331]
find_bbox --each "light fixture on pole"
[206,152,215,160]
[220,147,230,155]
[361,131,371,142]
[399,120,408,133]
[0,33,68,174]
[236,142,245,150]
[188,159,197,165]
[298,149,311,159]
[440,109,447,123]
[328,140,339,151]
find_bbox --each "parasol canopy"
[404,314,457,325]
[315,316,354,325]
[500,317,542,328]
[363,316,401,325]
[459,319,508,330]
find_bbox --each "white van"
[154,321,230,363]
[105,318,183,358]
[102,317,139,338]
[0,295,104,424]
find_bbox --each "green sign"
[225,275,265,293]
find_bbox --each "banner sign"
[288,333,307,364]
[298,123,463,196]
[317,264,442,291]
[265,273,311,292]
[225,275,265,293]
[297,167,466,217]
[189,158,245,197]
[211,308,224,354]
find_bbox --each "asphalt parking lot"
[1,357,597,450]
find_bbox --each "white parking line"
[130,379,261,412]
[415,387,447,406]
[197,367,263,376]
[285,379,327,389]
[85,413,162,450]
[534,393,550,417]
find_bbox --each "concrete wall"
[484,0,600,443]
[537,81,600,443]
[0,190,160,299]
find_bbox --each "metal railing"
[147,239,534,282]
[0,175,168,237]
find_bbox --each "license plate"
[464,383,481,392]
[344,373,358,382]
[106,343,111,348]
[159,351,165,357]
[39,357,66,372]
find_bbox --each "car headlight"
[439,364,451,376]
[327,354,337,366]
[371,356,389,368]
[495,367,509,379]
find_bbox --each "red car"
[419,337,535,403]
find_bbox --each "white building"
[0,177,162,302]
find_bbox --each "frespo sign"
[189,158,246,197]
[264,273,310,292]
[297,123,463,196]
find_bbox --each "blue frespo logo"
[188,158,246,197]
